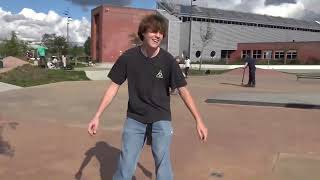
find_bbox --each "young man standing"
[243,53,256,87]
[88,14,208,180]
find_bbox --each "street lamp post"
[63,9,72,46]
[188,0,196,60]
[67,16,72,45]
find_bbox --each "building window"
[242,50,251,58]
[182,16,187,22]
[252,50,262,59]
[263,50,273,59]
[221,50,235,59]
[275,51,285,59]
[286,50,297,60]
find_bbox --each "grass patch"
[189,69,230,76]
[0,64,90,87]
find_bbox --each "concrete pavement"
[1,68,320,180]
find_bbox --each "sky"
[0,0,319,45]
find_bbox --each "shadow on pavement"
[220,82,244,87]
[0,120,18,157]
[285,103,320,109]
[75,141,152,180]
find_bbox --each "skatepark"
[1,65,320,180]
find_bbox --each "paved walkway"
[0,82,21,93]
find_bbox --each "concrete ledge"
[205,99,320,109]
[272,153,320,180]
[206,92,320,109]
[85,70,110,80]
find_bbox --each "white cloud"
[0,7,11,16]
[0,7,90,45]
[254,1,305,18]
[19,8,47,21]
[200,0,319,20]
[302,0,320,13]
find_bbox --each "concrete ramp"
[272,153,320,180]
[85,70,110,80]
[0,56,29,73]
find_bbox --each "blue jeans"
[113,117,173,180]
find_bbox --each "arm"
[87,81,120,136]
[178,86,208,142]
[243,62,248,69]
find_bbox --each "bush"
[191,58,319,65]
[256,59,284,65]
[286,59,301,65]
[304,58,320,65]
[0,64,89,87]
[192,58,227,64]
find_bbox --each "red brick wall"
[230,41,320,64]
[298,42,320,63]
[91,5,154,62]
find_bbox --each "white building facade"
[156,2,320,61]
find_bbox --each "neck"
[141,44,160,58]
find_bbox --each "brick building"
[91,2,320,63]
[91,5,153,62]
[230,41,320,64]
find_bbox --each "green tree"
[0,31,27,58]
[84,37,91,56]
[41,34,68,57]
[54,36,68,57]
[41,33,55,55]
[5,32,20,56]
[69,45,85,58]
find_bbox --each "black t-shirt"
[245,56,256,69]
[108,46,187,123]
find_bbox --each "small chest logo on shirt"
[156,70,163,79]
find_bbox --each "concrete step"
[85,70,110,80]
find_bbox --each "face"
[142,30,163,49]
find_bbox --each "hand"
[88,116,100,136]
[75,171,82,180]
[196,120,208,143]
